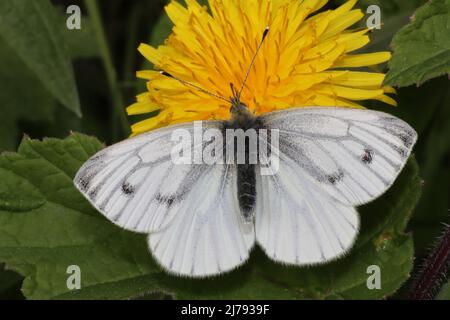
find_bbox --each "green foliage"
[385,0,450,87]
[60,12,99,59]
[0,40,56,151]
[0,0,81,116]
[0,134,420,299]
[0,6,99,152]
[385,69,450,300]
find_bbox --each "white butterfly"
[74,105,417,277]
[74,28,417,277]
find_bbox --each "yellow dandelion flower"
[128,0,396,136]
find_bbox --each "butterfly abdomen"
[237,163,256,221]
[225,110,262,222]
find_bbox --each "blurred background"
[0,0,448,299]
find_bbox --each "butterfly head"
[228,82,251,120]
[230,99,250,115]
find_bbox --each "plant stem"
[85,0,130,139]
[408,223,450,300]
[123,3,142,83]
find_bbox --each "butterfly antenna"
[237,26,270,101]
[160,71,232,104]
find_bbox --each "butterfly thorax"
[229,101,257,128]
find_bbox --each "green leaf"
[0,39,56,151]
[0,0,81,116]
[61,14,100,59]
[385,0,450,87]
[0,5,101,152]
[0,134,421,299]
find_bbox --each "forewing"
[74,121,220,233]
[260,107,418,206]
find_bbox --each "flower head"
[128,0,396,136]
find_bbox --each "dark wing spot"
[78,177,90,192]
[362,149,373,164]
[122,182,135,196]
[156,193,176,208]
[398,133,414,148]
[385,126,415,149]
[88,187,99,199]
[393,145,408,158]
[326,170,344,185]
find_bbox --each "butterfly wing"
[260,107,418,206]
[255,154,359,264]
[74,121,254,277]
[254,107,416,265]
[148,161,254,277]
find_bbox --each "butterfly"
[74,28,417,277]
